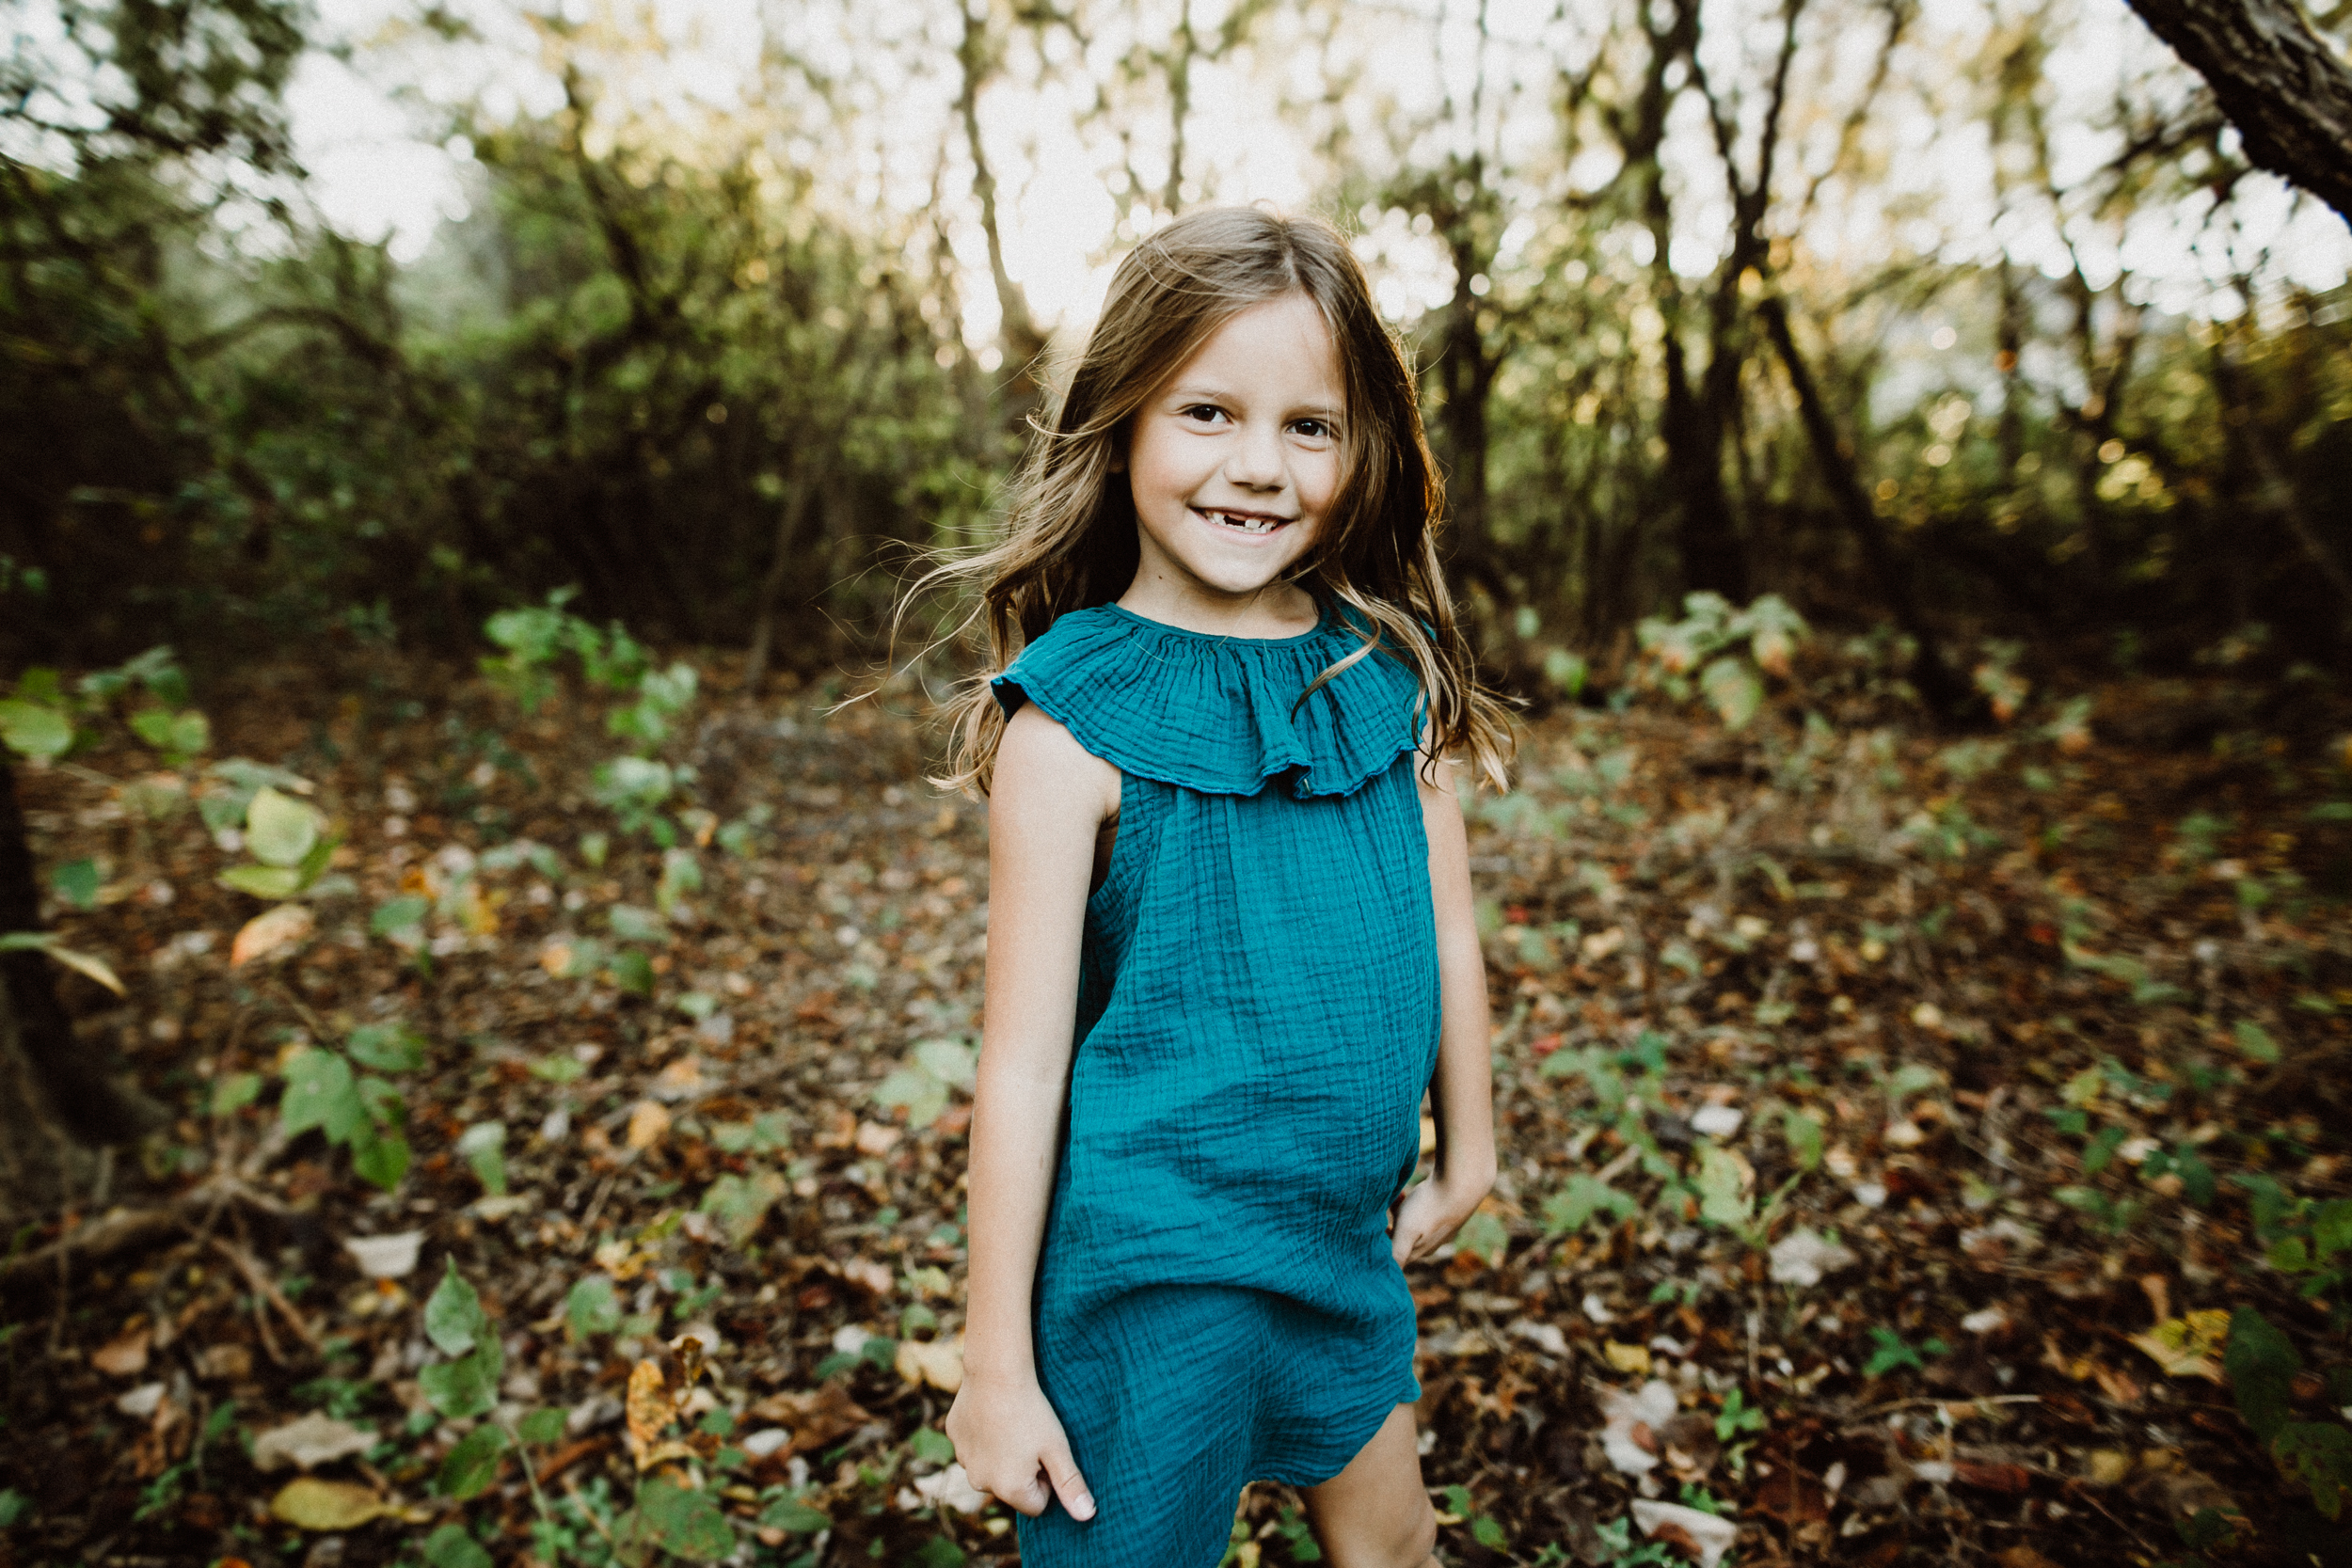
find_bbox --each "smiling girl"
[914,206,1515,1568]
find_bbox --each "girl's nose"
[1222,421,1286,489]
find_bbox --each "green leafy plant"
[218,784,338,901]
[1438,1484,1508,1550]
[2225,1307,2352,1520]
[278,1022,425,1191]
[2232,1176,2352,1320]
[874,1037,978,1130]
[480,594,703,846]
[1862,1325,1947,1378]
[1714,1386,1768,1476]
[1635,592,1809,729]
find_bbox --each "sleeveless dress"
[989,598,1444,1567]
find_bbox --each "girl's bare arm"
[1391,748,1498,1263]
[946,704,1118,1520]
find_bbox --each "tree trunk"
[0,751,146,1146]
[1755,293,1973,719]
[956,0,1050,425]
[742,467,816,696]
[2121,0,2352,230]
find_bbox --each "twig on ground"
[0,1177,292,1295]
[207,1230,320,1357]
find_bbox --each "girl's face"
[1118,292,1344,613]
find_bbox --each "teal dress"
[989,598,1443,1567]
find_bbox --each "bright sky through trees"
[266,0,2348,340]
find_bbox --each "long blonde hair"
[906,205,1514,797]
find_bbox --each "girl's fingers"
[1013,1470,1054,1517]
[1044,1445,1098,1521]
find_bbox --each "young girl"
[924,205,1514,1568]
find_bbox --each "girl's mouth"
[1193,507,1293,536]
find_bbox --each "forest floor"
[2,654,2349,1568]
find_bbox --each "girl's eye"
[1294,419,1333,440]
[1183,404,1228,424]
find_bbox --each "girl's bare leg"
[1300,1403,1440,1568]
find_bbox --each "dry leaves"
[2126,1309,2230,1382]
[1598,1381,1679,1477]
[1630,1498,1739,1567]
[250,1413,377,1473]
[625,1100,673,1150]
[230,903,313,968]
[268,1478,389,1530]
[895,1335,964,1394]
[745,1385,874,1456]
[342,1231,426,1280]
[90,1325,151,1376]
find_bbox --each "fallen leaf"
[1629,1498,1738,1568]
[1597,1381,1677,1476]
[1509,1317,1567,1355]
[117,1381,167,1418]
[251,1413,378,1473]
[651,1055,705,1101]
[269,1478,389,1530]
[343,1230,426,1280]
[1996,1548,2060,1568]
[2127,1309,2229,1383]
[625,1359,672,1451]
[913,1463,988,1514]
[1691,1103,1744,1138]
[195,1343,252,1382]
[1954,1460,2033,1493]
[1604,1341,1652,1375]
[92,1324,151,1376]
[2091,1361,2143,1405]
[2083,1450,2134,1485]
[1769,1228,1859,1287]
[625,1100,672,1151]
[837,1258,893,1297]
[745,1384,872,1454]
[230,903,314,968]
[739,1428,790,1459]
[896,1335,964,1393]
[1751,1465,1829,1527]
[854,1119,901,1155]
[1961,1306,2010,1336]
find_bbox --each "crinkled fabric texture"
[990,601,1443,1567]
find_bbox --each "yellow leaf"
[633,1439,700,1472]
[2083,1450,2134,1485]
[539,942,572,976]
[2126,1309,2230,1383]
[1605,1342,1652,1375]
[231,904,314,968]
[269,1478,389,1530]
[896,1335,965,1393]
[457,881,499,937]
[21,937,128,995]
[626,1100,672,1151]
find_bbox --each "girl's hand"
[944,1372,1098,1521]
[1387,1167,1494,1268]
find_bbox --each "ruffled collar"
[991,599,1425,799]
